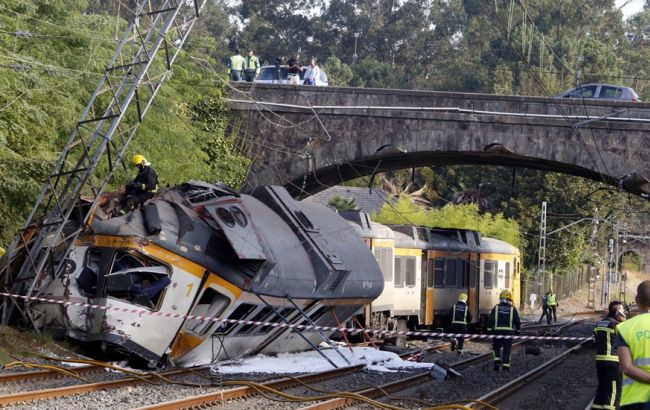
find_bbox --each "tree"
[328,195,359,211]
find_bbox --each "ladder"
[1,0,208,326]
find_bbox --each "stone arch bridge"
[230,84,650,198]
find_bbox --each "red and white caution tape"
[0,292,592,342]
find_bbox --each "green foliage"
[321,56,353,87]
[327,195,359,211]
[372,197,521,247]
[0,1,250,245]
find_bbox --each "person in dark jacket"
[592,301,626,410]
[123,154,159,213]
[487,290,521,371]
[539,290,551,324]
[449,293,472,354]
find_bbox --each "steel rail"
[466,340,590,409]
[0,364,102,384]
[0,366,207,406]
[134,344,451,410]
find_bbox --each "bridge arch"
[231,84,650,198]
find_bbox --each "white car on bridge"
[254,65,329,86]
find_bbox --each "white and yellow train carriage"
[340,213,521,331]
[29,182,384,366]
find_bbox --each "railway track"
[0,344,449,408]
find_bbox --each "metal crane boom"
[1,0,207,326]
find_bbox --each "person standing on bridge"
[228,49,245,81]
[616,280,650,409]
[487,290,521,371]
[287,54,303,85]
[303,57,321,86]
[548,289,559,323]
[592,300,626,410]
[449,293,472,354]
[244,49,260,82]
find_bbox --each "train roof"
[481,236,520,255]
[339,211,395,239]
[89,182,384,300]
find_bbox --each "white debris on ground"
[210,347,434,374]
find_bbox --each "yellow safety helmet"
[0,246,5,258]
[499,290,512,300]
[458,293,468,302]
[132,154,146,167]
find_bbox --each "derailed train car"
[341,213,521,331]
[17,182,384,366]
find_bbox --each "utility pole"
[538,201,547,293]
[587,208,598,309]
[604,238,615,305]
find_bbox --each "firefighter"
[122,154,159,213]
[592,301,625,410]
[616,280,650,409]
[487,289,521,371]
[449,293,472,354]
[0,246,5,257]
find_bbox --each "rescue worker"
[539,290,551,324]
[547,289,559,323]
[616,280,650,409]
[244,49,260,82]
[592,301,626,410]
[487,290,521,371]
[0,246,5,257]
[122,154,159,213]
[449,293,472,354]
[228,49,245,81]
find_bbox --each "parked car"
[557,83,641,102]
[254,65,329,86]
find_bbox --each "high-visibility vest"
[452,302,468,325]
[230,55,245,71]
[548,294,557,306]
[617,312,650,406]
[245,55,260,72]
[594,319,618,362]
[492,303,515,331]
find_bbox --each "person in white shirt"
[303,57,321,85]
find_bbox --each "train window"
[394,257,404,288]
[427,262,434,288]
[484,260,496,289]
[505,262,511,287]
[237,307,273,334]
[221,303,257,334]
[405,257,416,287]
[374,247,393,281]
[446,259,457,288]
[186,287,231,335]
[457,260,469,288]
[254,308,292,335]
[104,251,171,309]
[434,258,445,288]
[78,249,102,296]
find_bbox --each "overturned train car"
[21,182,384,366]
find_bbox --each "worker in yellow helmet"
[0,246,5,258]
[449,293,472,354]
[121,154,159,214]
[487,289,521,371]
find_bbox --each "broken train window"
[104,251,171,309]
[186,287,231,336]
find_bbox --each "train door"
[421,253,429,325]
[468,252,479,322]
[512,256,521,308]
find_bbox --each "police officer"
[244,49,260,82]
[122,154,159,213]
[616,280,650,409]
[547,289,559,323]
[487,290,521,371]
[228,49,245,81]
[592,301,626,410]
[449,293,472,354]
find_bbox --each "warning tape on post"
[0,292,593,342]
